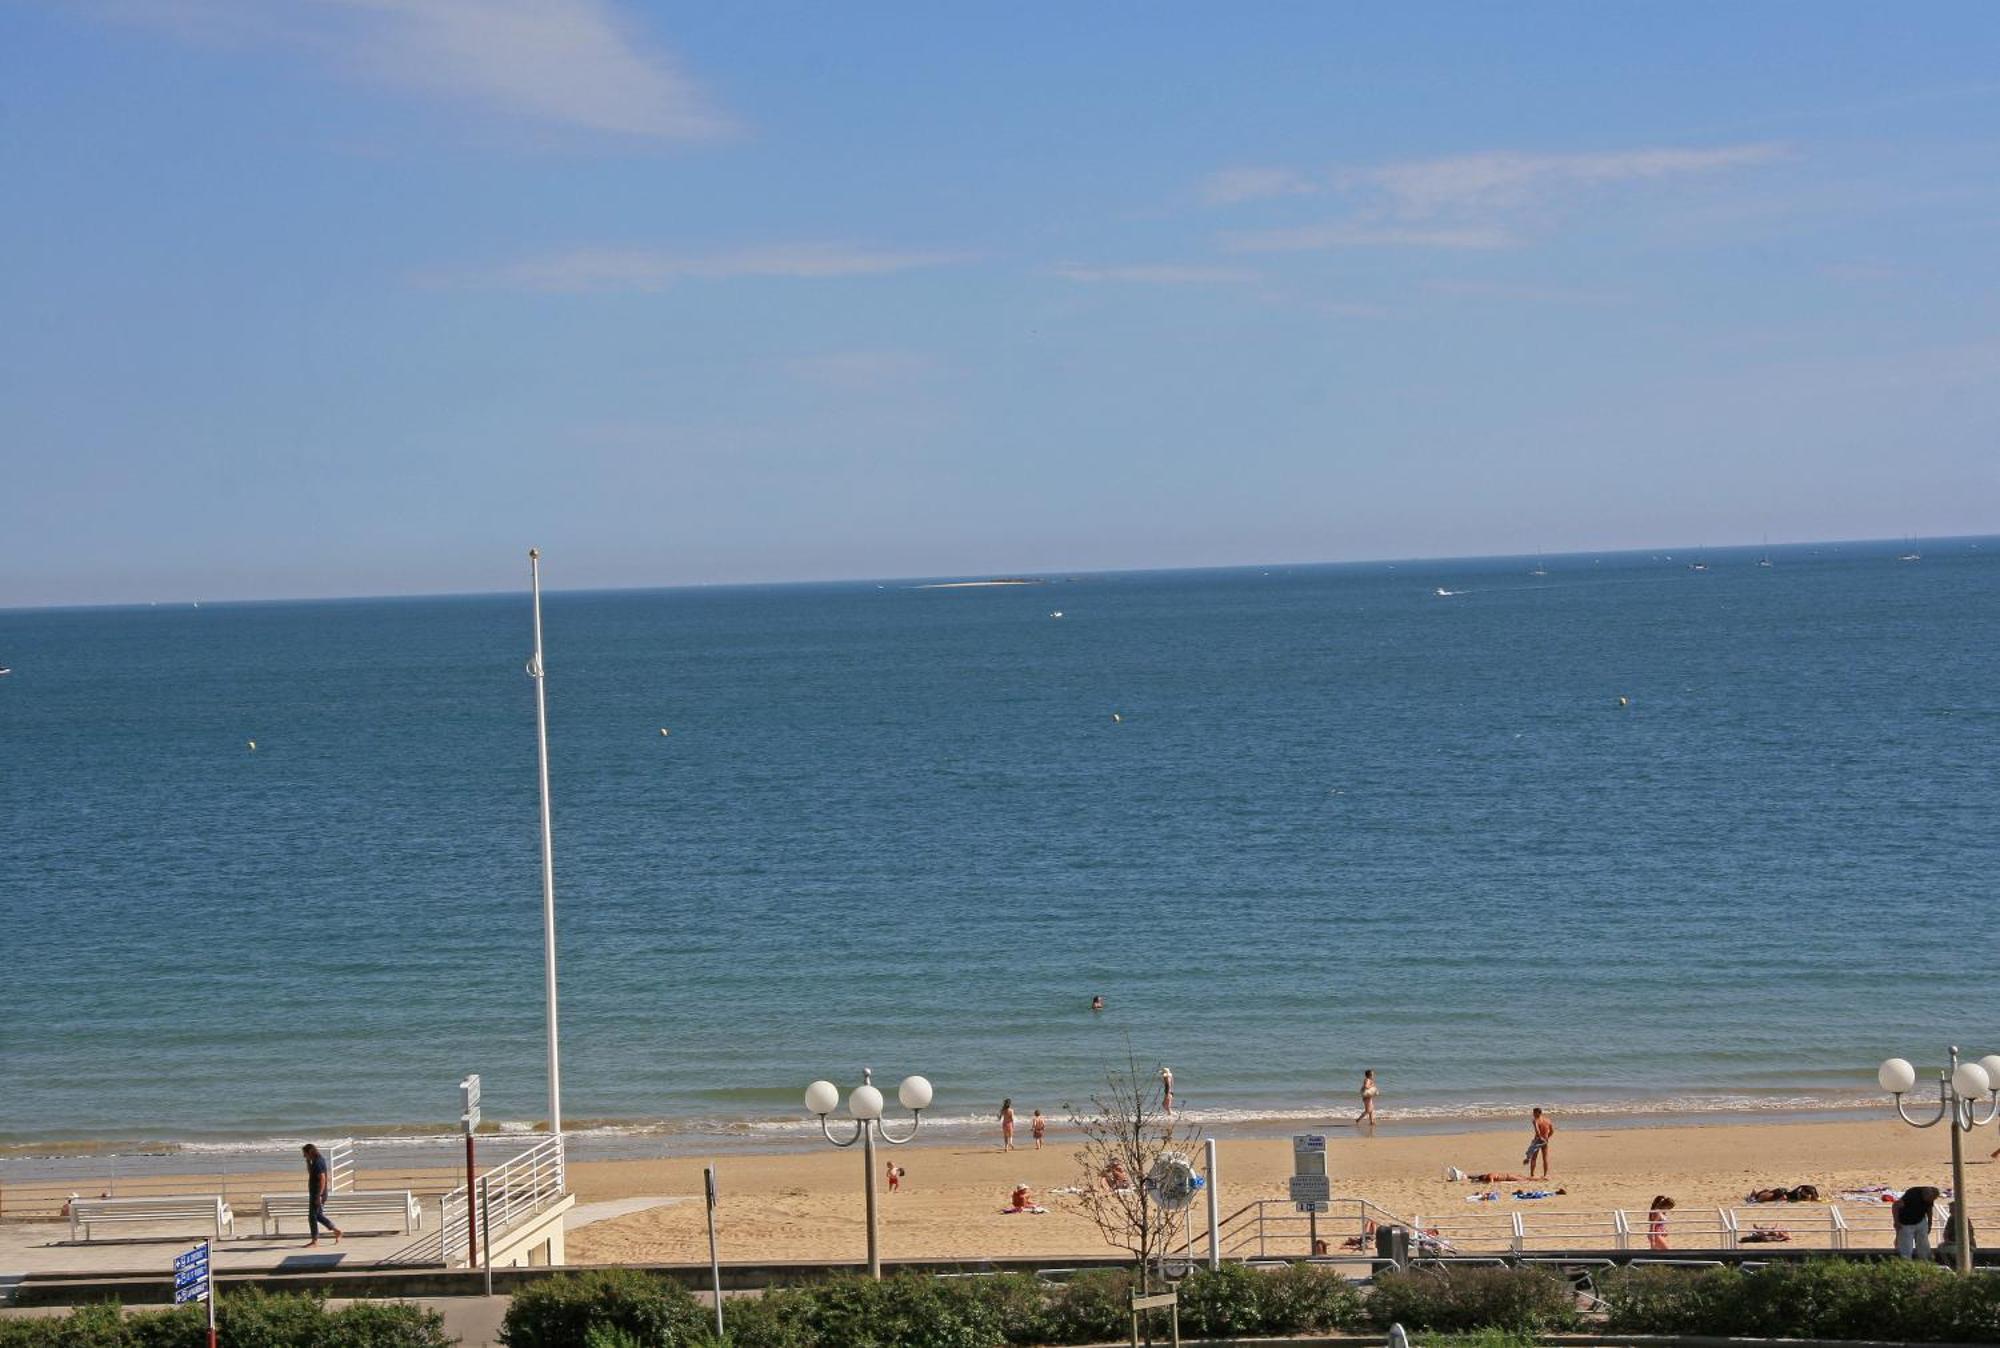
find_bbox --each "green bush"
[1036,1269,1131,1346]
[501,1268,711,1348]
[1256,1261,1367,1334]
[1174,1264,1266,1339]
[1602,1259,2000,1343]
[719,1263,1361,1346]
[1368,1266,1580,1333]
[0,1297,448,1348]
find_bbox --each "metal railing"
[1181,1197,1414,1262]
[391,1135,566,1268]
[0,1146,456,1223]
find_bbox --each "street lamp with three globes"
[1877,1046,2000,1274]
[803,1069,933,1278]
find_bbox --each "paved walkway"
[0,1217,421,1280]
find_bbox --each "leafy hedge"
[502,1263,1366,1347]
[1366,1267,1580,1334]
[1602,1259,2000,1342]
[500,1267,711,1347]
[0,1292,451,1347]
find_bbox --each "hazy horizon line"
[4,532,1989,616]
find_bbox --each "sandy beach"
[563,1115,1977,1265]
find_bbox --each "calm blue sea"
[3,541,1997,1164]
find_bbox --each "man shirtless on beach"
[1524,1107,1555,1178]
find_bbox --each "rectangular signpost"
[1290,1134,1329,1255]
[460,1075,481,1265]
[174,1241,216,1348]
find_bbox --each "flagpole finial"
[529,547,540,561]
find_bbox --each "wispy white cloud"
[1201,142,1785,254]
[445,243,975,292]
[1358,143,1789,217]
[1221,224,1514,254]
[1198,167,1317,206]
[84,0,732,140]
[1048,263,1259,284]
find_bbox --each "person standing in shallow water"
[1160,1066,1174,1114]
[1357,1070,1379,1125]
[301,1143,341,1246]
[999,1098,1016,1151]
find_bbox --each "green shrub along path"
[0,1289,452,1347]
[6,1259,1999,1345]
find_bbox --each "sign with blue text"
[173,1242,211,1304]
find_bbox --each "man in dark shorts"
[302,1143,342,1246]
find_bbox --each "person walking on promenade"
[1524,1108,1555,1178]
[301,1143,342,1246]
[1357,1070,1379,1125]
[1000,1098,1016,1151]
[1894,1186,1940,1260]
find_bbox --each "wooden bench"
[259,1190,423,1235]
[68,1195,234,1241]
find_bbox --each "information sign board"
[173,1242,210,1305]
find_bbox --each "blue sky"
[4,2,1996,604]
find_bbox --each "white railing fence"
[394,1134,566,1268]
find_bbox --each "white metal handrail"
[398,1135,566,1268]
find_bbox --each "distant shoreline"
[913,578,1045,589]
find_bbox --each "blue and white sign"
[173,1242,211,1304]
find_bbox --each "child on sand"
[1648,1196,1675,1251]
[886,1163,904,1193]
[1031,1109,1046,1149]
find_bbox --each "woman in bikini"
[1357,1070,1379,1125]
[999,1098,1016,1151]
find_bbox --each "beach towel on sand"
[1000,1206,1047,1215]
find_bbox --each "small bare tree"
[1064,1047,1206,1294]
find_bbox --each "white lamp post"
[526,549,562,1142]
[803,1068,932,1278]
[1877,1045,2000,1274]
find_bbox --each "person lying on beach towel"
[1447,1167,1536,1182]
[1747,1184,1822,1203]
[1739,1226,1792,1243]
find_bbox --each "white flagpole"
[528,549,563,1141]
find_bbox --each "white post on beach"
[704,1165,723,1339]
[803,1069,932,1278]
[1204,1138,1221,1270]
[526,548,563,1142]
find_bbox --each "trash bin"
[1375,1224,1411,1269]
